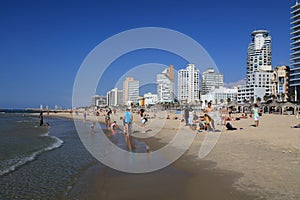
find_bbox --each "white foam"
[0,132,64,176]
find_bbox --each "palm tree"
[227,98,231,105]
[220,99,224,105]
[280,93,285,102]
[250,96,254,105]
[256,97,262,103]
[263,94,268,102]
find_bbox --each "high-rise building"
[123,77,139,105]
[178,64,200,104]
[290,1,300,101]
[157,65,175,103]
[201,68,224,95]
[107,88,123,106]
[237,30,273,103]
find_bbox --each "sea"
[0,111,147,200]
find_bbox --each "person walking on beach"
[204,102,215,130]
[188,108,194,128]
[124,108,133,150]
[83,111,87,122]
[140,108,147,133]
[252,103,260,127]
[39,111,44,126]
[184,107,189,126]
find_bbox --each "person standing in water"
[124,108,133,150]
[39,111,44,126]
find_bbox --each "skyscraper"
[178,64,200,104]
[201,68,224,95]
[290,1,300,101]
[123,77,139,105]
[247,30,272,85]
[157,65,175,103]
[237,30,273,103]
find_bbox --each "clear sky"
[0,0,294,108]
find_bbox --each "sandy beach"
[47,110,300,200]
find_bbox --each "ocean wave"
[0,132,64,176]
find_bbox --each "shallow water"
[0,113,149,199]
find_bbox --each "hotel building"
[157,65,175,103]
[237,30,273,103]
[290,1,300,101]
[178,64,200,104]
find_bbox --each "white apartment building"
[91,95,107,107]
[201,87,237,106]
[178,64,200,104]
[144,92,158,105]
[157,65,175,103]
[107,88,123,106]
[237,30,272,103]
[201,68,224,94]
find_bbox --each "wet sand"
[67,154,255,200]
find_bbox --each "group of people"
[184,102,216,132]
[183,102,264,132]
[92,107,148,151]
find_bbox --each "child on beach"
[90,122,95,133]
[111,121,120,134]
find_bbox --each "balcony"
[291,45,300,51]
[291,28,300,35]
[291,39,300,45]
[290,61,300,66]
[291,23,300,30]
[291,4,300,13]
[290,50,300,56]
[291,18,300,25]
[291,12,300,20]
[291,34,300,40]
[290,65,300,70]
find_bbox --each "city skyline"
[0,0,293,108]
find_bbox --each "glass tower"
[290,1,300,101]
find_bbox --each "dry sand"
[47,111,300,200]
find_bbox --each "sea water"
[0,112,148,199]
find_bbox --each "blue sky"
[0,0,294,108]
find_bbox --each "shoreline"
[42,111,300,199]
